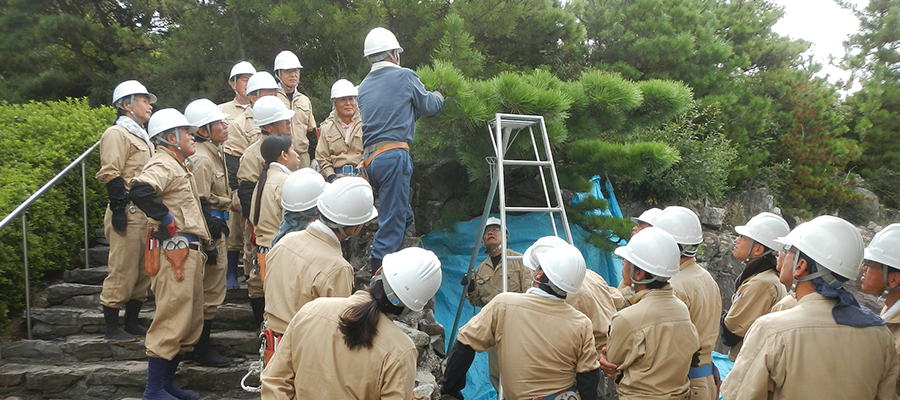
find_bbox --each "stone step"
[63,266,109,285]
[1,331,258,364]
[0,359,260,399]
[45,283,102,306]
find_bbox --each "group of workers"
[90,19,900,400]
[96,26,446,400]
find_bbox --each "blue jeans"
[367,149,414,263]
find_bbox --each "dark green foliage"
[0,99,112,326]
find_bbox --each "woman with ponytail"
[260,247,442,399]
[248,134,296,284]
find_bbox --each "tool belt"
[260,326,284,368]
[689,363,713,379]
[145,231,197,281]
[533,385,579,400]
[362,142,409,168]
[253,246,270,282]
[334,165,360,176]
[211,209,229,220]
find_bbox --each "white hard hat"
[331,79,358,99]
[654,206,703,245]
[184,99,229,128]
[734,212,790,251]
[281,168,327,212]
[865,224,900,270]
[229,61,257,80]
[523,236,569,271]
[273,50,303,71]
[382,247,442,312]
[614,227,680,278]
[630,207,662,225]
[779,215,863,280]
[535,243,586,294]
[112,80,157,105]
[252,96,296,127]
[317,177,378,226]
[246,71,280,95]
[148,109,197,139]
[363,27,404,57]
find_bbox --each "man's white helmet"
[281,168,327,212]
[253,96,296,127]
[523,236,569,271]
[614,227,680,279]
[382,247,442,312]
[536,243,586,294]
[331,79,358,99]
[654,206,703,245]
[630,207,662,225]
[246,71,280,95]
[779,215,863,280]
[229,61,257,80]
[865,224,900,270]
[148,109,197,139]
[363,27,404,57]
[317,177,378,226]
[273,50,303,71]
[112,80,157,105]
[735,212,790,251]
[184,99,229,128]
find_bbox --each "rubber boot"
[164,354,199,400]
[193,319,232,367]
[124,300,149,336]
[103,305,137,342]
[142,357,178,400]
[226,251,240,289]
[249,297,265,330]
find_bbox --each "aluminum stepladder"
[449,113,575,400]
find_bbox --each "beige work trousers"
[226,200,243,251]
[100,206,151,309]
[203,237,227,319]
[690,373,717,400]
[489,346,500,394]
[145,248,205,360]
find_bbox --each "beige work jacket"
[882,306,900,395]
[315,110,363,178]
[669,258,721,366]
[276,90,315,168]
[189,141,231,211]
[724,269,786,360]
[263,226,353,334]
[466,249,532,308]
[260,291,417,399]
[457,291,600,399]
[770,293,798,313]
[249,163,289,248]
[567,269,619,351]
[607,288,699,400]
[237,134,267,185]
[132,148,210,241]
[218,99,247,121]
[96,125,153,186]
[223,107,261,157]
[722,292,900,400]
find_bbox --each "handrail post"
[82,160,89,268]
[22,214,32,340]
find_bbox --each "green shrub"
[0,98,112,326]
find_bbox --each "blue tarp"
[423,176,624,399]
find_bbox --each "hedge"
[0,98,113,327]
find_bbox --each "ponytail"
[338,277,404,350]
[252,135,292,225]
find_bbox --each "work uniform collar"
[308,219,339,244]
[116,116,153,149]
[270,162,292,175]
[158,147,191,172]
[882,300,900,323]
[526,287,564,302]
[371,61,401,72]
[679,258,697,271]
[629,285,673,305]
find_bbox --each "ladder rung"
[506,206,562,213]
[502,160,551,167]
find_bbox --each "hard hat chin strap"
[791,252,841,292]
[742,240,774,264]
[629,269,669,291]
[232,77,251,104]
[156,128,196,171]
[880,266,891,302]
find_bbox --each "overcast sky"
[770,0,867,88]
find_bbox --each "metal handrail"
[0,140,100,339]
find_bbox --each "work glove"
[310,158,320,172]
[460,274,469,286]
[209,216,229,239]
[327,174,337,183]
[433,91,444,102]
[151,214,177,241]
[111,209,128,234]
[204,243,219,265]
